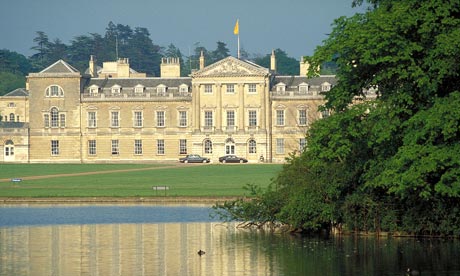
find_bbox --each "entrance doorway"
[4,140,15,162]
[225,138,235,155]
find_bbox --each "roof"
[3,88,28,97]
[272,75,337,87]
[86,77,192,89]
[0,122,28,129]
[40,60,80,74]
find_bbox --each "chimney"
[161,57,181,78]
[270,50,276,72]
[199,51,205,70]
[89,55,98,77]
[299,56,310,76]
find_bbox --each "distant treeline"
[1,22,337,96]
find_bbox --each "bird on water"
[197,250,205,256]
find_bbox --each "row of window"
[43,108,313,129]
[89,84,189,96]
[2,113,20,122]
[47,138,307,157]
[204,83,257,94]
[274,82,332,93]
[49,138,262,156]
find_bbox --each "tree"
[164,44,187,77]
[215,0,460,236]
[252,49,299,75]
[209,41,230,64]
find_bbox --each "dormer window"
[157,85,167,96]
[111,85,121,94]
[45,85,64,97]
[179,84,189,95]
[321,82,331,92]
[134,85,144,94]
[89,85,99,96]
[298,83,309,94]
[276,83,286,93]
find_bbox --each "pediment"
[192,56,269,78]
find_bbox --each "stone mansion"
[0,52,369,163]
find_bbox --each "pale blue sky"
[0,0,365,59]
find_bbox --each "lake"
[1,204,459,275]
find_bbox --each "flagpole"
[237,33,240,59]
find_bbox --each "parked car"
[179,154,210,163]
[218,155,248,163]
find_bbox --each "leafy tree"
[215,0,460,236]
[0,50,30,95]
[209,41,230,64]
[252,49,299,75]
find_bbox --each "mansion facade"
[0,53,360,163]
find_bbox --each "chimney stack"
[270,50,276,72]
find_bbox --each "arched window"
[204,139,213,154]
[47,107,65,128]
[9,113,15,122]
[45,85,64,97]
[248,139,257,154]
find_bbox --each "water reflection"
[1,205,460,275]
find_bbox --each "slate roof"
[0,122,28,128]
[85,77,192,90]
[3,88,28,97]
[40,60,80,74]
[272,75,337,88]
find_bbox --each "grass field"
[0,163,282,197]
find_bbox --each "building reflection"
[0,222,276,276]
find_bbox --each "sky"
[0,0,366,60]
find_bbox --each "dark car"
[179,154,210,163]
[218,155,248,163]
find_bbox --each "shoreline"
[0,196,240,205]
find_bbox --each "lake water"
[1,204,460,275]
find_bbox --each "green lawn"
[0,163,282,197]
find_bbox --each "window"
[179,139,187,154]
[156,111,165,127]
[204,111,213,127]
[157,85,166,96]
[204,84,213,94]
[9,113,15,122]
[51,140,59,156]
[248,84,257,93]
[50,107,59,128]
[299,138,307,152]
[248,110,257,127]
[157,139,165,155]
[111,140,119,155]
[204,139,213,154]
[134,86,144,94]
[299,84,308,93]
[225,138,235,155]
[134,111,143,127]
[89,86,98,96]
[179,85,188,94]
[179,111,187,127]
[88,140,96,155]
[4,140,14,156]
[298,110,307,126]
[111,111,120,127]
[276,110,285,126]
[248,139,257,154]
[134,139,143,155]
[321,82,331,92]
[226,110,235,127]
[44,114,50,128]
[88,112,97,128]
[276,84,285,93]
[45,85,64,97]
[321,110,330,118]
[8,102,15,107]
[111,86,121,94]
[226,84,235,93]
[276,138,284,154]
[59,114,66,128]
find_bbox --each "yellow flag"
[233,19,239,35]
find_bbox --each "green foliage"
[215,0,460,236]
[0,71,25,96]
[252,49,299,75]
